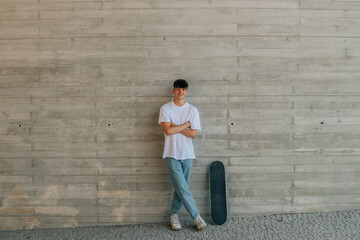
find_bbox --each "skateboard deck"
[209,161,227,225]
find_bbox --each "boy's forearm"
[166,122,190,135]
[180,128,196,138]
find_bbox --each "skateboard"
[209,160,227,225]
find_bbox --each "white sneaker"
[171,214,182,231]
[194,216,207,231]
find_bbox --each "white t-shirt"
[158,101,201,160]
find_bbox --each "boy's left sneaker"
[194,216,207,231]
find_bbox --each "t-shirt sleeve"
[158,106,170,125]
[190,108,201,130]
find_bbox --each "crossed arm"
[161,121,197,139]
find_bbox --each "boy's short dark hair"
[173,79,188,89]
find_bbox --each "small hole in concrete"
[162,37,166,40]
[321,122,324,125]
[108,124,111,127]
[19,124,22,128]
[231,123,234,125]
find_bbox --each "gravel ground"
[1,210,359,240]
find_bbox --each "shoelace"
[172,217,180,224]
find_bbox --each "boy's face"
[173,87,188,100]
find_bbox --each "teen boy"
[158,79,207,231]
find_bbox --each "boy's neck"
[173,98,186,106]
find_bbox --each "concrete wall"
[1,0,360,230]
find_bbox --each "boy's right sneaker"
[170,214,182,231]
[194,215,207,231]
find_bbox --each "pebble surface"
[1,210,359,240]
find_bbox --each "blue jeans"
[165,157,200,219]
